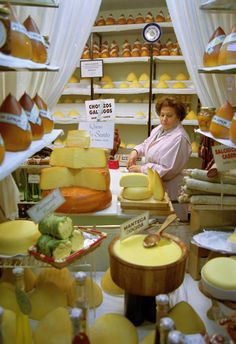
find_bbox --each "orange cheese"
[209,101,234,139]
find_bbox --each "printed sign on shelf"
[120,211,149,240]
[27,188,65,223]
[80,59,103,78]
[85,99,115,121]
[212,144,236,171]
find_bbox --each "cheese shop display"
[0,94,32,152]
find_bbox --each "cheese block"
[19,92,44,140]
[33,94,54,134]
[230,112,236,143]
[42,187,112,213]
[0,134,5,164]
[218,24,236,65]
[0,94,32,151]
[119,173,149,187]
[65,130,90,148]
[210,101,234,139]
[40,166,110,191]
[23,16,47,64]
[122,186,152,200]
[50,147,107,168]
[0,220,40,255]
[203,27,226,67]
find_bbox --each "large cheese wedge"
[89,313,138,344]
[50,147,107,168]
[218,24,236,65]
[203,27,226,67]
[0,134,5,164]
[0,220,40,255]
[19,92,44,140]
[148,168,165,201]
[122,186,152,200]
[65,130,90,148]
[209,101,234,139]
[0,94,32,151]
[23,16,47,64]
[2,309,17,344]
[230,112,236,143]
[42,187,112,213]
[33,307,72,344]
[33,94,54,134]
[119,173,149,187]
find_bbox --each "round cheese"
[0,220,40,256]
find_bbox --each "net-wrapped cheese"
[33,94,54,134]
[203,27,226,67]
[209,101,234,139]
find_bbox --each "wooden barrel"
[109,233,188,296]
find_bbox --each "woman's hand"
[126,150,138,169]
[128,164,141,173]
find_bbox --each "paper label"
[212,144,236,171]
[28,31,45,44]
[79,120,114,149]
[222,32,236,45]
[212,115,231,128]
[39,109,53,120]
[80,59,103,78]
[85,99,115,121]
[0,111,30,131]
[120,212,149,240]
[0,21,7,48]
[205,34,225,53]
[25,104,41,125]
[27,188,65,223]
[11,22,28,36]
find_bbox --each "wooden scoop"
[143,213,177,248]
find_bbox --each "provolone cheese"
[40,167,110,191]
[122,186,152,200]
[119,173,149,187]
[50,147,107,168]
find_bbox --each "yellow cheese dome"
[172,81,186,89]
[159,73,171,81]
[175,73,188,81]
[201,257,236,290]
[0,220,40,255]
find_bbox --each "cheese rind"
[119,173,149,187]
[122,186,152,200]
[50,147,107,169]
[40,166,110,191]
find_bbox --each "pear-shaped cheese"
[0,94,32,151]
[6,4,32,59]
[218,25,236,65]
[0,134,5,165]
[23,16,47,63]
[230,112,236,143]
[210,101,234,139]
[19,92,44,140]
[33,93,54,134]
[203,27,226,67]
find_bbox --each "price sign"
[212,144,236,171]
[120,212,149,240]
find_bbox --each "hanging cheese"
[119,173,149,187]
[0,94,32,151]
[0,134,5,164]
[230,111,236,143]
[33,94,54,134]
[19,92,44,140]
[23,16,47,64]
[122,186,152,200]
[203,27,226,67]
[5,4,32,59]
[209,101,234,139]
[50,147,107,169]
[40,166,110,191]
[218,24,236,65]
[42,187,112,214]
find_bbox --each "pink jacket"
[134,124,192,200]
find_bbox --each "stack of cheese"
[120,168,165,201]
[40,130,112,213]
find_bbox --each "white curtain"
[1,0,101,108]
[166,0,236,107]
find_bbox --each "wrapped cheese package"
[203,27,226,67]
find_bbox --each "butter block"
[120,173,149,187]
[40,166,110,191]
[122,186,152,200]
[50,147,107,169]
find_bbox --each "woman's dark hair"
[156,97,186,121]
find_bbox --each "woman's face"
[159,106,180,131]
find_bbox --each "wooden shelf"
[195,128,236,148]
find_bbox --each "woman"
[127,97,192,203]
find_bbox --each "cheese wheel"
[209,101,234,139]
[203,27,226,67]
[0,134,5,165]
[218,24,236,65]
[0,94,32,151]
[230,112,236,143]
[42,187,112,213]
[119,173,149,187]
[122,186,152,200]
[33,94,54,134]
[19,92,44,140]
[23,16,47,64]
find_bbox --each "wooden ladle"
[143,213,177,248]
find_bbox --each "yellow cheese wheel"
[89,313,138,344]
[101,268,124,295]
[122,186,152,200]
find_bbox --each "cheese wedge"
[122,186,152,200]
[119,173,149,187]
[50,147,107,168]
[40,166,110,191]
